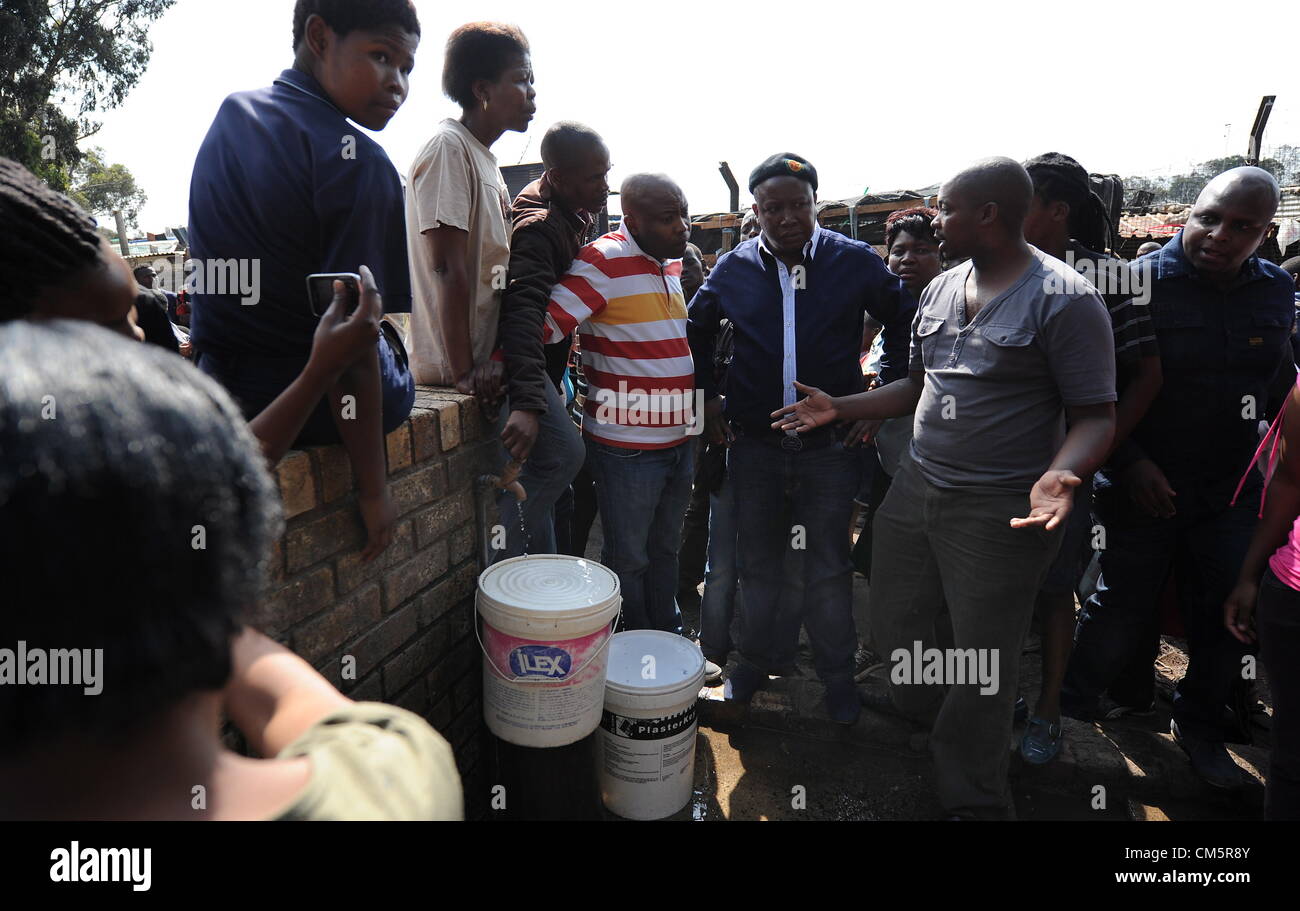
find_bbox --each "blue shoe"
[1019,716,1063,765]
[723,661,765,704]
[825,679,861,725]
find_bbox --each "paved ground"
[584,519,1275,821]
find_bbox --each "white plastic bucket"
[599,630,706,820]
[477,555,621,748]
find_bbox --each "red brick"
[347,672,384,704]
[345,604,418,679]
[452,673,480,715]
[447,698,483,750]
[392,680,428,717]
[255,566,334,630]
[285,505,365,574]
[335,520,414,595]
[386,421,413,474]
[412,490,474,550]
[449,524,476,565]
[293,582,381,666]
[447,440,498,491]
[265,537,286,587]
[410,408,441,462]
[276,450,318,519]
[390,462,448,517]
[384,539,450,611]
[383,624,450,695]
[459,395,486,443]
[312,445,354,503]
[425,631,479,702]
[415,563,480,628]
[429,693,454,733]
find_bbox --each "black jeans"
[1258,567,1300,819]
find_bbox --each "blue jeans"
[729,435,861,683]
[1063,475,1259,741]
[585,437,695,632]
[495,380,585,558]
[699,469,739,663]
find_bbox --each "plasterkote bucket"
[599,630,706,820]
[477,555,621,748]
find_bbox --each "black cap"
[749,153,818,193]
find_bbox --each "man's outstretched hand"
[1010,469,1082,531]
[771,381,838,433]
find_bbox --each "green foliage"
[0,0,175,186]
[1125,148,1300,208]
[69,145,147,229]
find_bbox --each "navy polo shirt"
[1109,231,1296,508]
[687,228,915,432]
[188,68,412,359]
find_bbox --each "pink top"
[1234,377,1300,591]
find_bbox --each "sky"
[80,0,1300,234]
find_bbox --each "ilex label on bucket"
[508,645,573,679]
[600,705,697,740]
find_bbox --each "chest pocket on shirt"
[1149,301,1207,371]
[1228,307,1291,373]
[915,315,945,367]
[972,324,1037,376]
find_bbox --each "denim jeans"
[699,468,739,663]
[494,380,585,559]
[1063,477,1259,741]
[585,437,695,632]
[729,435,861,683]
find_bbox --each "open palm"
[1010,470,1081,531]
[771,381,838,433]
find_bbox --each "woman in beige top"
[406,22,536,404]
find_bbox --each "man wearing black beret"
[687,153,917,724]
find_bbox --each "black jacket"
[498,176,591,413]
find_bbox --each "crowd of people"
[3,0,1300,821]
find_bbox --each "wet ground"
[583,517,1275,822]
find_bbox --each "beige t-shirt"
[271,702,463,821]
[406,118,511,386]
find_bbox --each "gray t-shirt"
[908,246,1116,493]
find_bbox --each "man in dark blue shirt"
[687,153,915,724]
[1065,167,1296,790]
[188,0,421,561]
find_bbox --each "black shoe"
[723,661,765,704]
[852,644,882,683]
[859,681,929,728]
[1171,720,1244,790]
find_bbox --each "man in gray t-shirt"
[771,157,1116,819]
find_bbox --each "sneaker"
[723,661,766,704]
[852,644,880,682]
[1171,720,1244,790]
[1019,716,1063,765]
[825,679,861,725]
[703,658,723,687]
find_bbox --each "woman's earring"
[482,97,489,111]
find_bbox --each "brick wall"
[254,387,499,816]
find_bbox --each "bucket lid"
[605,630,705,697]
[478,555,620,622]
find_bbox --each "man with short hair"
[775,157,1117,816]
[1136,241,1164,258]
[495,121,608,556]
[544,174,696,634]
[689,153,916,724]
[1064,167,1295,789]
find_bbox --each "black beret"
[749,153,818,193]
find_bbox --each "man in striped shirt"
[544,174,697,633]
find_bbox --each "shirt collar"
[274,68,344,116]
[757,223,822,270]
[1157,229,1266,285]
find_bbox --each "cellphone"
[306,273,361,318]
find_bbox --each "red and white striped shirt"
[544,228,697,449]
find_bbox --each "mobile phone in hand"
[306,273,361,318]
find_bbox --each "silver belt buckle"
[781,432,803,452]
